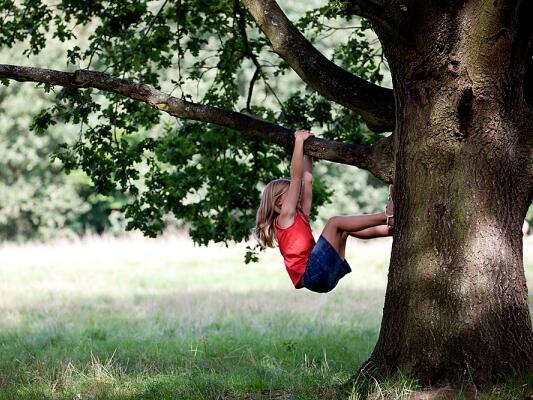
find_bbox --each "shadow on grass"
[0,288,385,400]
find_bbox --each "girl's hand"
[294,129,313,142]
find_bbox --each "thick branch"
[341,0,392,29]
[240,0,395,133]
[0,64,394,181]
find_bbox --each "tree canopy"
[0,0,394,252]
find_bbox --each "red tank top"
[276,212,315,288]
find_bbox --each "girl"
[254,129,394,293]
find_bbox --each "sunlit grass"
[0,234,531,399]
[0,234,392,399]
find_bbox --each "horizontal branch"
[0,64,394,181]
[241,0,395,133]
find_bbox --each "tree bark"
[362,0,533,388]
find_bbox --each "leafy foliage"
[0,0,390,247]
[0,80,126,241]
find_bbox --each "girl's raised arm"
[278,129,313,228]
[300,155,313,218]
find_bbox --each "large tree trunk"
[363,0,533,387]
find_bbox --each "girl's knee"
[325,216,342,230]
[322,216,344,244]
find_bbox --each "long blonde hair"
[254,178,290,248]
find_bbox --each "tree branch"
[240,0,395,133]
[0,64,394,181]
[341,0,392,31]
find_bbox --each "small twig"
[235,0,285,112]
[246,66,260,112]
[318,23,363,30]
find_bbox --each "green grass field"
[0,235,532,399]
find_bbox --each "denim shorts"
[302,235,351,293]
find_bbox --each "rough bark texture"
[360,0,533,387]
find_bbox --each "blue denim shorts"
[302,235,351,293]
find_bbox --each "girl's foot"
[385,184,394,228]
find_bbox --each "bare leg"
[349,224,393,239]
[320,212,387,259]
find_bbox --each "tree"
[0,0,531,390]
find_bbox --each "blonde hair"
[253,178,290,248]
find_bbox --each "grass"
[0,234,532,399]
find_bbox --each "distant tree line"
[0,78,128,241]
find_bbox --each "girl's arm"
[278,129,313,228]
[300,155,313,218]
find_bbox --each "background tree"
[0,0,531,390]
[0,44,128,241]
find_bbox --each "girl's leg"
[349,224,393,239]
[320,212,387,259]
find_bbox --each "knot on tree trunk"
[457,87,473,140]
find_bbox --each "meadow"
[0,234,532,399]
